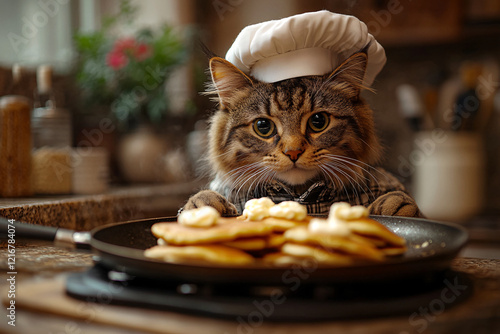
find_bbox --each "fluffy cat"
[185,47,422,218]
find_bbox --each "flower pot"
[117,125,167,183]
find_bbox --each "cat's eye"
[308,112,330,132]
[253,118,276,138]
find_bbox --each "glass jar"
[32,106,72,148]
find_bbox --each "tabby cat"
[185,47,422,218]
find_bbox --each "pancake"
[144,244,254,265]
[151,217,272,246]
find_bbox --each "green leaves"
[73,0,188,128]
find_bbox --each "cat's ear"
[326,49,370,99]
[207,57,254,108]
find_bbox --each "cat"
[184,46,422,218]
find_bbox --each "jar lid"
[0,95,31,108]
[32,107,70,119]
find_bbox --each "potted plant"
[73,1,189,182]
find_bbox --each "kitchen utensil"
[414,131,485,222]
[396,84,425,131]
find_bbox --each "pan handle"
[0,216,91,250]
[1,216,58,241]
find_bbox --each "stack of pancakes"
[144,202,407,267]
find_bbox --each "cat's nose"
[284,149,304,162]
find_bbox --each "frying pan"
[0,215,468,284]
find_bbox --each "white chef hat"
[225,10,386,87]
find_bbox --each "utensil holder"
[413,131,485,222]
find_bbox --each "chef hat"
[225,10,386,87]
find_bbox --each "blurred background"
[0,0,499,229]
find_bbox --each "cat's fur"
[185,48,422,218]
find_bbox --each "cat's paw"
[183,190,238,216]
[368,191,423,218]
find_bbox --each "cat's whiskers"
[336,161,374,199]
[322,161,364,200]
[324,154,383,191]
[324,155,377,182]
[217,161,275,204]
[320,164,358,202]
[246,166,275,200]
[216,162,260,194]
[234,165,264,192]
[233,165,274,203]
[318,164,351,202]
[316,151,374,198]
[321,155,376,200]
[329,154,378,172]
[211,150,235,159]
[258,169,277,197]
[225,163,261,187]
[357,137,381,160]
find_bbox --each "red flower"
[106,51,128,70]
[113,38,136,53]
[134,43,151,61]
[106,38,152,70]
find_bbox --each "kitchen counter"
[0,242,499,333]
[0,181,202,230]
[1,186,499,333]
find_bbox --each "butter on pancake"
[242,198,308,223]
[307,202,368,236]
[268,201,307,221]
[241,199,309,233]
[151,217,272,245]
[144,244,254,265]
[178,206,219,227]
[242,197,275,220]
[330,202,369,220]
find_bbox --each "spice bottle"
[31,65,72,194]
[0,65,33,197]
[32,65,72,148]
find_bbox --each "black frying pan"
[0,216,468,284]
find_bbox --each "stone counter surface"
[0,182,201,230]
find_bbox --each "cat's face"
[206,51,380,191]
